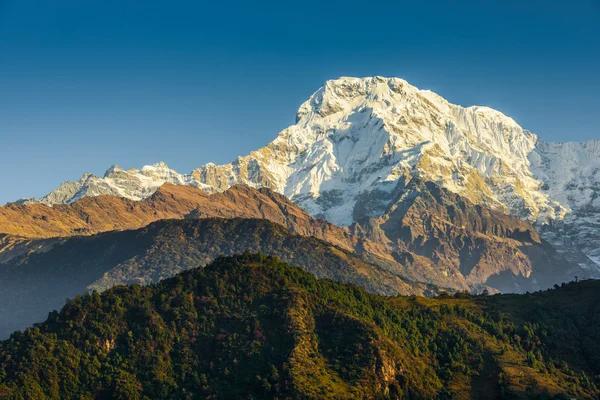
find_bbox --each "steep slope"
[0,235,59,264]
[0,218,432,339]
[530,140,600,269]
[0,184,211,239]
[184,183,367,252]
[24,77,599,273]
[1,254,599,399]
[0,183,359,250]
[350,179,583,292]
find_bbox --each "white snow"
[28,76,600,272]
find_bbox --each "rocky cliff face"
[19,77,599,274]
[350,179,582,292]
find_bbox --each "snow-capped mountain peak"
[190,77,562,225]
[22,76,600,272]
[30,162,214,206]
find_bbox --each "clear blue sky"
[1,0,599,204]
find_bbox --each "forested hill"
[0,218,432,339]
[1,254,599,399]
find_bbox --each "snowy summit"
[27,77,600,271]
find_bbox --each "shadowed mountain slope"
[0,218,434,339]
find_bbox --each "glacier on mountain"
[24,77,600,272]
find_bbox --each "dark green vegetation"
[0,218,434,339]
[0,254,598,399]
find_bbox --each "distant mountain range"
[1,184,580,299]
[17,77,599,275]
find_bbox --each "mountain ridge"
[0,181,581,294]
[0,218,435,339]
[10,76,599,272]
[349,178,581,292]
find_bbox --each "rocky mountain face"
[350,179,581,292]
[25,77,599,275]
[0,218,432,338]
[1,182,581,294]
[2,254,600,399]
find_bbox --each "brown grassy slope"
[0,184,210,238]
[0,183,399,266]
[0,184,358,250]
[185,184,364,252]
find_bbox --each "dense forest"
[0,254,599,399]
